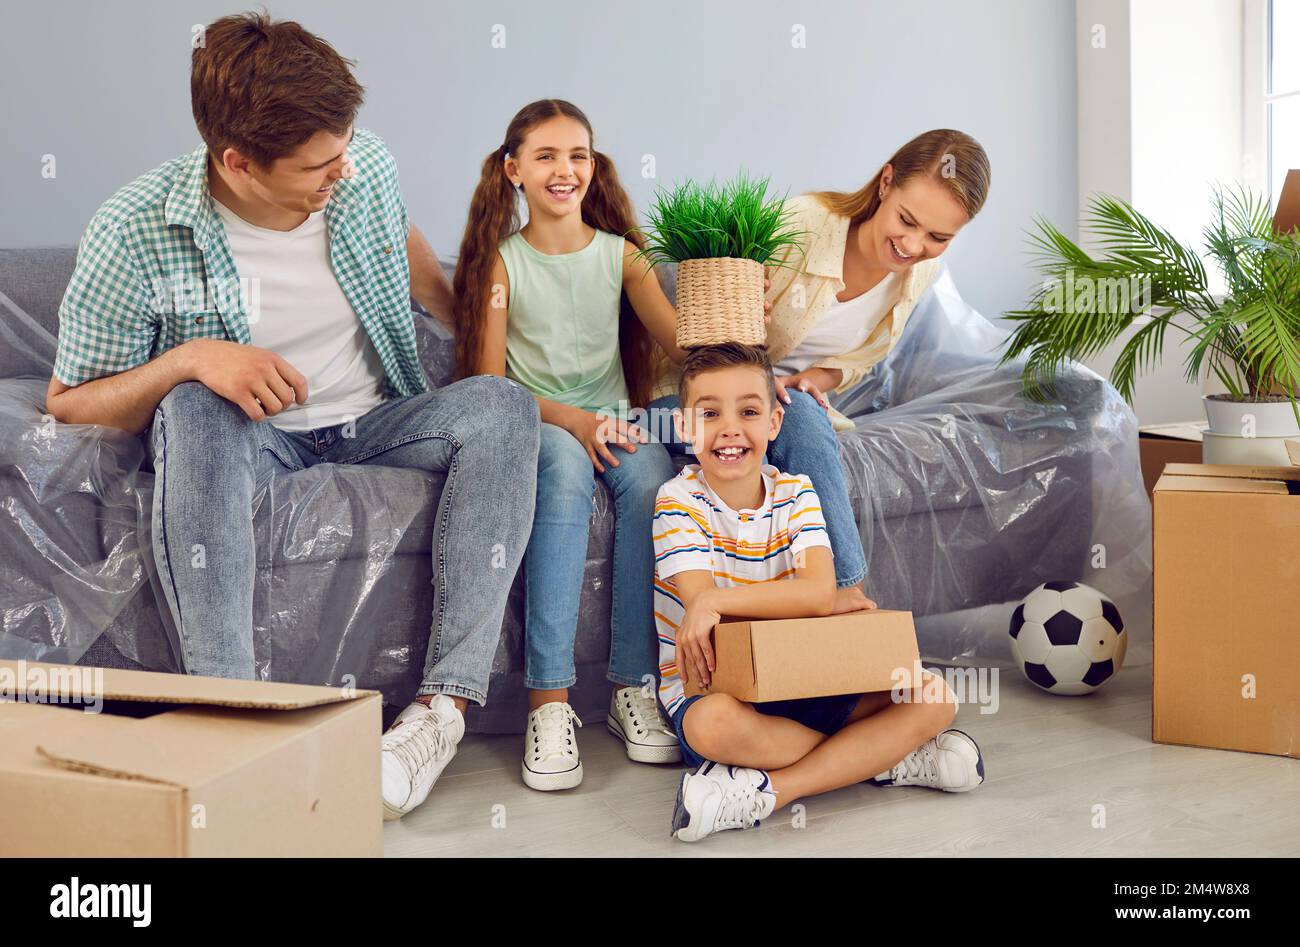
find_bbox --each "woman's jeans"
[523,422,676,690]
[646,391,867,588]
[145,376,540,706]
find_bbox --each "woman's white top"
[774,271,899,376]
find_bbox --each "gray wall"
[0,0,1077,323]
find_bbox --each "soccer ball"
[1008,581,1127,695]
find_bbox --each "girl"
[452,100,687,791]
[650,128,991,612]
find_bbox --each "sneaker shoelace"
[624,689,671,736]
[529,703,581,763]
[386,706,457,784]
[891,739,940,784]
[713,783,767,830]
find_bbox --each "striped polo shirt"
[652,463,833,714]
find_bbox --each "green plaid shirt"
[53,128,427,399]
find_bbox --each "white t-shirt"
[774,271,899,376]
[213,199,387,431]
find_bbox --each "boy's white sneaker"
[381,695,465,821]
[522,701,584,791]
[607,686,681,763]
[671,761,777,842]
[870,728,985,793]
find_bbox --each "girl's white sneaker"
[607,686,681,763]
[522,701,584,791]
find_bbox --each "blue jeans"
[647,391,866,588]
[523,422,676,690]
[145,376,540,706]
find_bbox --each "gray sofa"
[1,246,1134,733]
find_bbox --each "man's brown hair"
[678,342,781,408]
[191,12,364,167]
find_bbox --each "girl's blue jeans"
[523,422,676,690]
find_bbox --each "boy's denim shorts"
[671,692,865,769]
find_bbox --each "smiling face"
[503,115,593,222]
[863,166,972,272]
[221,126,355,215]
[676,364,784,488]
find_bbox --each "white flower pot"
[1201,395,1300,465]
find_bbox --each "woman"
[650,128,991,610]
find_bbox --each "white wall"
[1074,0,1249,424]
[1076,0,1133,238]
[1131,0,1244,281]
[0,0,1078,327]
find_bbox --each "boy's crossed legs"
[671,671,985,842]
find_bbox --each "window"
[1246,0,1300,205]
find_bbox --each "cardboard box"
[1152,457,1300,758]
[1274,168,1300,236]
[1138,422,1205,499]
[683,609,920,702]
[0,661,382,856]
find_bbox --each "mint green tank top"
[498,228,629,414]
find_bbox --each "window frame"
[1244,0,1300,204]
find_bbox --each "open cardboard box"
[1151,442,1300,758]
[1138,421,1206,499]
[0,661,382,856]
[683,609,921,702]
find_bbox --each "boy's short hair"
[191,12,365,168]
[678,342,781,408]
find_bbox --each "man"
[44,12,539,820]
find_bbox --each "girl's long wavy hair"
[452,99,656,407]
[810,128,991,224]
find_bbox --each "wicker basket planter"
[635,175,804,350]
[675,257,767,347]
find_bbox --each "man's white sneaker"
[381,695,465,821]
[870,728,985,793]
[670,761,777,842]
[607,686,681,764]
[522,701,583,791]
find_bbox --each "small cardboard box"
[683,609,920,702]
[1152,453,1300,758]
[1138,422,1205,499]
[0,661,382,856]
[1274,168,1300,235]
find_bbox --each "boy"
[655,343,984,843]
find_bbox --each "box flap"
[1139,421,1207,442]
[0,660,378,710]
[1155,460,1300,495]
[0,700,144,772]
[1154,474,1292,495]
[33,699,375,789]
[1163,461,1300,480]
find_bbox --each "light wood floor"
[383,643,1299,857]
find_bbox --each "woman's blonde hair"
[811,128,990,224]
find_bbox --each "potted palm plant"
[636,174,805,348]
[1002,188,1300,465]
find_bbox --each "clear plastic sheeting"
[1,249,1152,733]
[0,282,173,672]
[832,266,1152,663]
